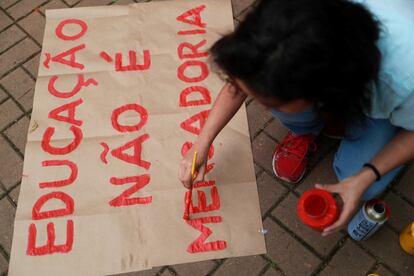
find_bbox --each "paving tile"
[39,0,69,14]
[116,266,161,276]
[0,25,26,53]
[295,151,337,194]
[362,226,414,275]
[0,253,8,275]
[395,163,414,204]
[159,268,174,276]
[0,87,7,102]
[18,11,45,44]
[0,38,39,77]
[0,136,23,189]
[23,53,40,78]
[252,132,277,175]
[7,0,48,20]
[246,100,273,137]
[0,0,19,9]
[320,240,375,276]
[75,0,113,7]
[262,267,283,276]
[254,163,263,176]
[173,261,215,276]
[231,0,256,17]
[0,198,16,255]
[263,218,320,275]
[0,98,23,130]
[62,0,81,6]
[4,116,30,153]
[384,192,414,231]
[213,255,266,276]
[1,67,35,111]
[0,10,13,32]
[272,193,344,256]
[371,264,397,276]
[257,171,287,216]
[7,184,20,206]
[264,118,289,143]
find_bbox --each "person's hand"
[178,144,209,189]
[315,169,376,236]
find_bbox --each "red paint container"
[297,189,339,231]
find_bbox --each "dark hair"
[211,0,381,124]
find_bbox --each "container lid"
[297,189,338,229]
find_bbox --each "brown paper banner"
[9,1,266,275]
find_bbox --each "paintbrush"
[183,150,197,220]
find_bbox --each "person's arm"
[179,82,247,188]
[318,129,414,236]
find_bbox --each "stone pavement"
[0,0,413,275]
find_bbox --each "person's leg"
[333,118,402,200]
[271,106,324,183]
[271,106,324,135]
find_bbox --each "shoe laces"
[275,132,317,161]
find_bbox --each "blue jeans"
[272,108,402,200]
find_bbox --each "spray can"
[399,221,414,255]
[348,198,390,241]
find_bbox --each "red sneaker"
[272,132,317,183]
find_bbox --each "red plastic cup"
[297,189,339,231]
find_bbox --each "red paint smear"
[43,53,51,69]
[177,60,209,83]
[51,44,86,70]
[55,19,87,41]
[179,86,211,107]
[177,29,206,35]
[180,109,210,135]
[193,180,215,188]
[186,216,227,253]
[183,187,192,220]
[27,220,74,256]
[32,191,74,220]
[41,126,83,155]
[39,160,78,188]
[100,142,109,164]
[115,50,151,72]
[111,134,151,169]
[48,98,83,126]
[176,5,207,28]
[99,51,113,63]
[178,40,209,59]
[109,174,152,207]
[48,74,98,99]
[111,104,148,133]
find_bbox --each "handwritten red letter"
[41,126,83,155]
[186,216,227,253]
[178,40,208,59]
[111,104,148,133]
[48,98,83,126]
[111,134,151,169]
[32,192,74,220]
[27,220,74,256]
[39,160,78,188]
[179,86,211,107]
[180,110,210,135]
[176,5,206,28]
[55,19,87,41]
[178,60,209,83]
[48,74,97,99]
[109,175,152,207]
